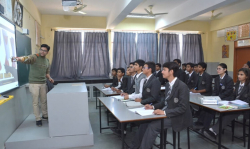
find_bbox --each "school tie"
[131,76,133,84]
[162,85,172,110]
[143,79,147,88]
[236,85,244,99]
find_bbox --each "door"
[234,40,250,82]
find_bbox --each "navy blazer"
[110,77,118,87]
[176,69,186,83]
[185,72,198,90]
[233,82,250,103]
[124,76,135,94]
[154,79,193,132]
[195,72,212,96]
[141,75,161,105]
[212,75,234,101]
[118,77,128,92]
[154,70,165,85]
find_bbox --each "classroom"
[0,0,250,149]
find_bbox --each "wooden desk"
[98,97,166,149]
[189,94,250,149]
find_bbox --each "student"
[194,64,199,74]
[243,61,250,70]
[124,59,146,100]
[205,68,250,139]
[104,68,118,88]
[194,63,234,131]
[154,63,165,85]
[190,62,212,96]
[185,63,198,90]
[12,44,53,127]
[112,68,128,93]
[123,62,137,94]
[134,61,161,105]
[126,67,131,76]
[173,59,186,82]
[182,63,188,74]
[131,62,192,149]
[212,63,234,100]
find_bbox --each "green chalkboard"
[16,31,31,86]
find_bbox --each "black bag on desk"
[46,79,54,92]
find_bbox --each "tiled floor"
[69,101,249,149]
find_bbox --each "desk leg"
[121,123,125,149]
[218,113,223,149]
[248,111,250,149]
[95,87,98,109]
[160,119,165,149]
[99,99,102,133]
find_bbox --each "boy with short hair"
[185,63,198,90]
[154,63,165,85]
[134,61,161,105]
[123,59,146,100]
[194,64,199,74]
[123,62,137,94]
[104,68,118,88]
[173,59,186,82]
[112,68,128,93]
[190,62,212,96]
[131,62,192,149]
[191,62,213,131]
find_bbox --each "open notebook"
[129,107,154,116]
[112,95,134,102]
[126,101,144,108]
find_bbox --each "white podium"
[47,83,90,137]
[5,83,93,149]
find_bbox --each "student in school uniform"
[104,68,118,88]
[205,68,250,140]
[126,66,131,76]
[185,63,198,90]
[193,63,234,130]
[123,59,146,100]
[212,63,234,100]
[243,61,250,70]
[154,63,166,86]
[190,62,212,96]
[123,62,137,94]
[173,59,186,83]
[134,61,161,105]
[194,64,199,74]
[191,62,212,130]
[112,68,128,94]
[131,62,192,149]
[182,63,188,74]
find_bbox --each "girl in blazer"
[212,63,234,100]
[206,68,250,139]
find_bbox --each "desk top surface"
[190,94,250,113]
[48,83,87,94]
[98,97,166,123]
[95,85,120,96]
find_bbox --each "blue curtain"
[113,32,136,69]
[182,34,204,64]
[51,31,83,79]
[159,33,180,65]
[80,32,110,77]
[136,33,158,63]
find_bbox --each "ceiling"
[32,0,117,16]
[191,0,250,21]
[131,0,187,15]
[32,0,187,17]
